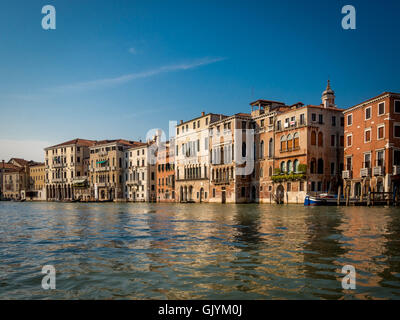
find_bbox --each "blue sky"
[0,0,399,161]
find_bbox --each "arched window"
[311,131,317,145]
[287,134,293,150]
[294,159,299,173]
[260,140,264,159]
[287,160,293,173]
[293,133,299,149]
[280,136,287,151]
[318,132,323,147]
[317,158,324,174]
[310,158,316,174]
[281,161,286,173]
[269,166,273,176]
[260,167,263,177]
[242,142,246,157]
[268,138,273,158]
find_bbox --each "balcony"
[360,168,371,178]
[53,163,64,168]
[212,178,231,185]
[393,165,400,176]
[96,166,110,172]
[342,170,352,179]
[373,166,384,176]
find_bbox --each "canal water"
[0,202,399,300]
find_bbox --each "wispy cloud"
[128,47,137,54]
[52,57,226,93]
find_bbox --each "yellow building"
[27,163,46,200]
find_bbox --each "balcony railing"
[372,166,384,176]
[342,170,352,179]
[360,168,371,178]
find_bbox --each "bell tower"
[322,80,336,108]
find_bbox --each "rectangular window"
[347,114,353,126]
[318,114,323,124]
[331,135,335,147]
[376,150,384,166]
[378,102,385,116]
[347,134,352,147]
[340,117,344,127]
[395,124,400,138]
[311,113,316,122]
[365,129,371,142]
[394,150,400,166]
[365,107,371,120]
[260,119,264,127]
[300,114,305,125]
[331,116,336,126]
[340,136,344,147]
[395,100,400,114]
[377,125,384,140]
[330,162,335,175]
[364,153,371,169]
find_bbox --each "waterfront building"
[2,166,28,200]
[251,100,291,203]
[175,112,227,202]
[27,163,46,200]
[155,140,176,202]
[89,139,142,201]
[208,113,254,203]
[0,160,18,199]
[342,92,400,196]
[266,81,344,203]
[45,139,96,201]
[123,140,157,202]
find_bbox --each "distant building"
[89,139,142,201]
[1,160,19,199]
[208,113,254,203]
[27,163,46,200]
[45,138,97,201]
[155,140,175,202]
[342,92,400,196]
[175,112,227,202]
[123,141,157,202]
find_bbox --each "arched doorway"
[200,188,204,203]
[276,185,285,204]
[251,186,256,203]
[354,182,361,198]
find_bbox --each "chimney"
[201,111,205,117]
[180,120,183,124]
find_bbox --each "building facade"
[342,92,400,196]
[89,139,141,201]
[45,139,96,201]
[123,141,157,202]
[27,163,46,200]
[156,140,176,202]
[175,112,227,202]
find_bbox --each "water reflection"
[0,202,399,299]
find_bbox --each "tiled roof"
[0,162,18,170]
[46,138,97,149]
[9,158,29,166]
[93,139,144,147]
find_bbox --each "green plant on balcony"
[271,172,306,182]
[297,164,307,174]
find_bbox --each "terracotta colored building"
[156,140,175,202]
[342,92,400,196]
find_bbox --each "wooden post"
[346,185,350,206]
[371,188,375,206]
[367,189,371,206]
[337,185,341,206]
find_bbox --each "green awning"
[96,160,108,164]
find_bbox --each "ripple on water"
[0,202,400,299]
